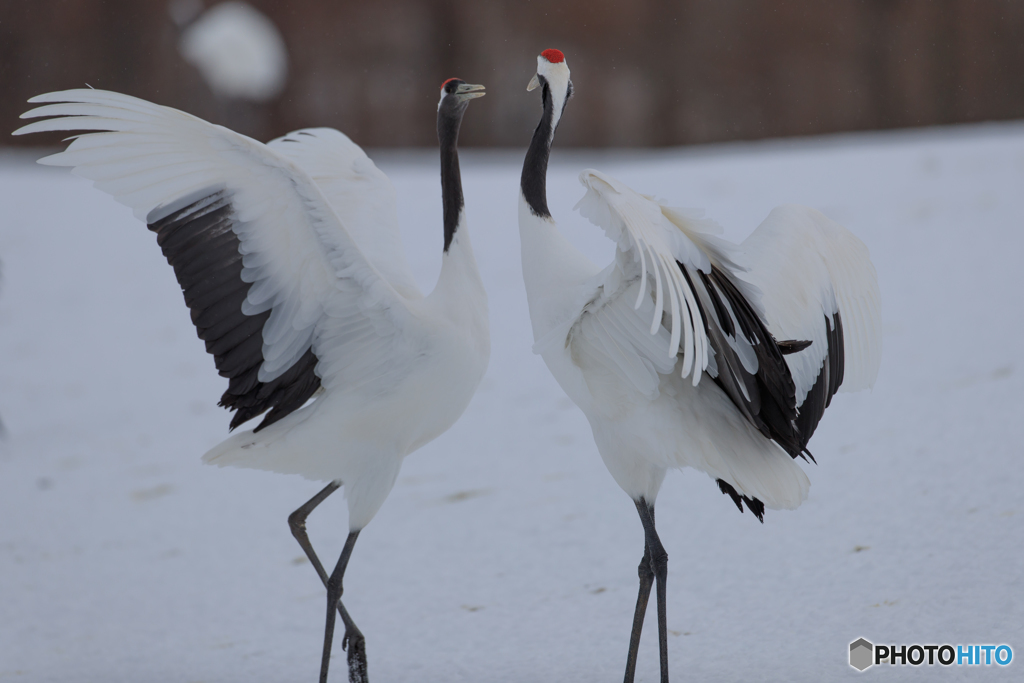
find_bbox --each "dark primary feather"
[778,339,812,354]
[147,188,321,432]
[716,479,765,522]
[683,263,804,459]
[679,262,840,521]
[794,312,845,456]
[694,277,847,519]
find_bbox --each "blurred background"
[3,0,1024,148]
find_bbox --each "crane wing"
[574,170,710,383]
[267,128,421,300]
[16,89,423,431]
[566,275,678,401]
[570,170,804,456]
[741,205,882,449]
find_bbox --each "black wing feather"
[716,479,765,523]
[678,264,848,521]
[778,339,812,354]
[148,189,321,432]
[793,312,845,455]
[685,263,804,458]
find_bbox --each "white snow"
[1,123,1022,681]
[179,1,288,102]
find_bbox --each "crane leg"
[288,481,342,589]
[288,482,369,683]
[622,538,654,683]
[321,531,365,683]
[635,498,669,683]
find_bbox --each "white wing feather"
[742,205,882,401]
[267,128,421,300]
[15,89,422,393]
[574,169,711,386]
[569,279,678,400]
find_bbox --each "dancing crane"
[518,49,881,682]
[16,78,490,683]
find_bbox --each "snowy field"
[1,122,1023,682]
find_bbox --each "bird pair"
[15,48,880,683]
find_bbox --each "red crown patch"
[540,49,565,63]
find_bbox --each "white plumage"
[518,50,880,683]
[16,81,489,682]
[742,204,882,399]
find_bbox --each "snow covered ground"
[1,122,1022,682]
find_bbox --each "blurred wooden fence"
[3,0,1024,147]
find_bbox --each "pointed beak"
[455,83,486,101]
[527,74,541,91]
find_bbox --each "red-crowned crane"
[15,78,490,683]
[518,49,881,682]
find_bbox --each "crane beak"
[527,74,541,91]
[455,83,486,101]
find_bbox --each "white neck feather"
[517,193,600,341]
[429,211,488,326]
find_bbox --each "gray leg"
[288,483,368,682]
[321,531,365,683]
[634,498,669,683]
[623,538,654,683]
[288,481,342,589]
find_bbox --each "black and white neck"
[517,50,599,333]
[429,78,488,326]
[521,49,573,219]
[437,78,484,252]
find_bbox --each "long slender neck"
[520,80,555,218]
[430,102,485,327]
[438,105,465,252]
[517,80,600,338]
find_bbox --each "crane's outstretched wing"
[267,128,421,300]
[570,170,803,456]
[741,205,882,452]
[16,89,423,431]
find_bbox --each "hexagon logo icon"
[850,638,874,671]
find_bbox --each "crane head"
[528,49,573,131]
[528,49,571,92]
[438,78,486,111]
